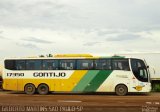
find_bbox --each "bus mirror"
[150,67,156,75]
[153,68,156,75]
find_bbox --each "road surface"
[0,91,160,112]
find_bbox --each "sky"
[0,0,160,62]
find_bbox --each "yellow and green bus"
[2,54,151,95]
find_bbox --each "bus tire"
[37,84,49,95]
[115,84,128,96]
[24,83,36,95]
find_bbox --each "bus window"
[43,60,58,70]
[16,60,25,70]
[77,60,94,70]
[95,59,111,70]
[5,60,15,70]
[59,60,75,70]
[112,59,130,71]
[26,60,42,70]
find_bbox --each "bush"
[152,84,160,92]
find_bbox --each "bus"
[2,54,151,96]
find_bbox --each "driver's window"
[137,61,147,78]
[139,69,144,77]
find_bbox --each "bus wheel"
[115,84,128,96]
[24,83,36,95]
[37,84,49,95]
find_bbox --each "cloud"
[83,42,102,46]
[16,43,39,49]
[22,37,53,44]
[0,0,160,32]
[0,30,8,39]
[0,31,4,39]
[106,34,141,41]
[0,31,3,34]
[0,36,5,39]
[96,29,123,36]
[0,0,77,30]
[0,0,160,60]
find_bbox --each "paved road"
[0,91,160,112]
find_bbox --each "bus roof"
[4,54,127,60]
[54,54,93,57]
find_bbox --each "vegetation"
[152,84,160,92]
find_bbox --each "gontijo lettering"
[33,72,66,77]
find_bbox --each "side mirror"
[147,66,149,68]
[153,68,156,75]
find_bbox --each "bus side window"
[95,59,111,70]
[43,60,58,70]
[112,59,130,71]
[95,59,105,70]
[59,60,75,70]
[16,60,25,70]
[26,60,42,70]
[77,60,94,70]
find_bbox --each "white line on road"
[57,100,82,103]
[146,102,152,104]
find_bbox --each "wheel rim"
[40,86,46,92]
[25,84,35,94]
[116,85,127,96]
[119,87,125,93]
[38,84,48,95]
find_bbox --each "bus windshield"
[131,59,149,82]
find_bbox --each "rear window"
[5,60,15,70]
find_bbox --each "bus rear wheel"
[115,84,128,96]
[37,84,49,95]
[24,83,36,95]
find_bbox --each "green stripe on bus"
[72,70,99,92]
[83,70,113,92]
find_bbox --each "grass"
[152,84,160,92]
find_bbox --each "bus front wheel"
[37,84,49,95]
[24,83,36,95]
[115,84,128,96]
